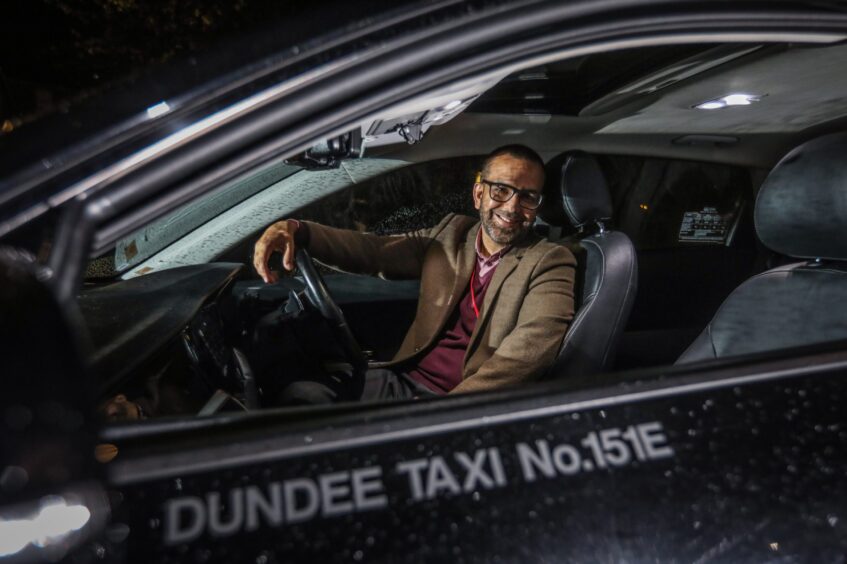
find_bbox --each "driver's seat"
[540,151,638,377]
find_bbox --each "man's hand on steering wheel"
[253,220,367,389]
[253,219,299,283]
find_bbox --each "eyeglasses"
[480,179,544,210]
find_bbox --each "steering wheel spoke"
[295,248,368,381]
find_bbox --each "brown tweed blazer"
[302,213,576,394]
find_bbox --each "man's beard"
[479,204,532,246]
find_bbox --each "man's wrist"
[290,219,310,247]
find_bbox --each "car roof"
[375,41,847,171]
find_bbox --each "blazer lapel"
[480,248,521,320]
[466,237,532,356]
[430,223,477,337]
[450,224,478,304]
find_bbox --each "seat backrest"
[540,151,638,377]
[677,131,847,363]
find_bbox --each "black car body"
[2,1,847,562]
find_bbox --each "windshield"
[107,158,408,280]
[84,160,300,279]
[116,162,301,275]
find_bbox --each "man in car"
[253,145,576,403]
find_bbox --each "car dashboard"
[77,259,426,423]
[78,263,301,418]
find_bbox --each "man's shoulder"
[525,235,577,267]
[429,213,478,239]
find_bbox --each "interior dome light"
[723,94,759,105]
[695,93,762,110]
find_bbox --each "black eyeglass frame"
[480,178,544,210]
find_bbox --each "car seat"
[539,151,638,377]
[677,131,847,363]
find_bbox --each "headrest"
[539,151,613,229]
[755,132,847,260]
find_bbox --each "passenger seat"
[677,132,847,362]
[540,151,638,377]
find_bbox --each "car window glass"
[600,155,754,250]
[84,160,302,280]
[115,159,416,280]
[293,156,482,234]
[88,156,483,426]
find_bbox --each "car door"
[97,341,847,562]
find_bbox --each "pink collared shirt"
[475,228,510,279]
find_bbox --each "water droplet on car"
[93,542,106,558]
[353,550,364,561]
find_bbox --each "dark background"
[0,0,321,130]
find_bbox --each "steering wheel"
[295,248,368,380]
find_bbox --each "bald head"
[481,144,545,181]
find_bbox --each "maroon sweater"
[406,237,506,394]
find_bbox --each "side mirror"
[0,247,108,561]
